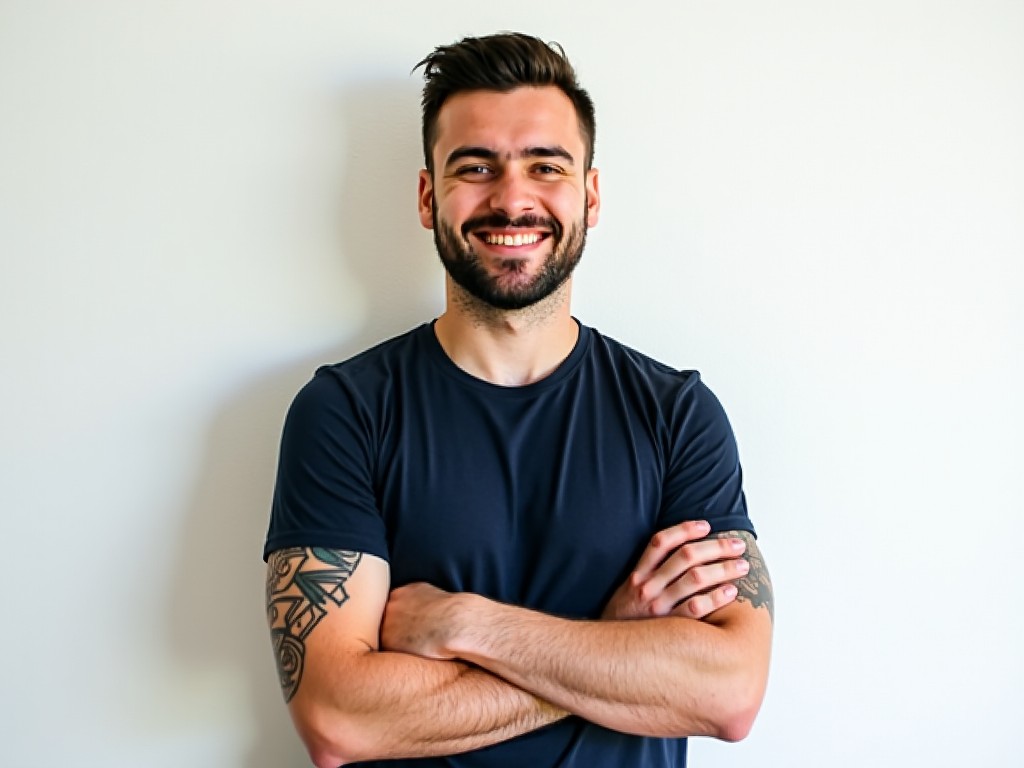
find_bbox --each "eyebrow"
[443,145,575,169]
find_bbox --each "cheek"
[435,190,480,223]
[550,190,588,222]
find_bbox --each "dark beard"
[432,206,587,311]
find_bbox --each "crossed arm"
[265,522,773,767]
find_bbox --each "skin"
[267,526,755,765]
[603,520,748,620]
[267,85,772,767]
[417,86,600,386]
[380,529,771,739]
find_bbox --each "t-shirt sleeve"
[262,370,389,562]
[659,375,755,537]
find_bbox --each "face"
[418,86,600,311]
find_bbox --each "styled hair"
[415,32,596,173]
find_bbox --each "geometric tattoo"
[710,531,774,622]
[265,548,362,702]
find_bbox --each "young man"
[264,32,773,768]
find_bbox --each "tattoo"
[265,547,362,702]
[711,531,774,622]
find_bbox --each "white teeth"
[484,232,541,246]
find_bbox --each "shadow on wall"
[167,80,441,767]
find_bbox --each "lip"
[472,229,552,252]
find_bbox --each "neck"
[434,279,578,386]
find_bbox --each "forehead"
[433,86,585,165]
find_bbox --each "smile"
[479,232,546,247]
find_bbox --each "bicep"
[265,548,389,703]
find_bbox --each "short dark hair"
[415,32,596,173]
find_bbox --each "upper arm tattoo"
[710,531,774,622]
[265,547,362,702]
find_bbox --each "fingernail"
[724,584,737,597]
[737,560,750,573]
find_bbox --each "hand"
[602,520,749,621]
[381,582,467,660]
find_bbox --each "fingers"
[612,522,750,620]
[634,529,746,599]
[652,557,749,614]
[672,583,739,620]
[630,520,712,582]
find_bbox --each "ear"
[417,170,434,230]
[585,168,601,228]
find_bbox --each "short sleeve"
[263,371,389,561]
[659,376,755,537]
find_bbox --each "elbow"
[304,735,352,768]
[712,703,758,743]
[303,730,367,768]
[307,744,347,768]
[655,685,762,742]
[665,699,759,743]
[707,676,766,743]
[300,727,355,768]
[293,704,372,768]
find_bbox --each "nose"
[488,169,535,218]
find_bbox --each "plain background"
[2,1,1021,766]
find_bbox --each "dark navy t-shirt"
[264,321,754,767]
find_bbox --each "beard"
[432,203,587,311]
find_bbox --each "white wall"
[1,2,1020,766]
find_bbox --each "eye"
[454,164,494,178]
[532,163,565,176]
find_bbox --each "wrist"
[445,592,496,660]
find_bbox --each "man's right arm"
[266,547,565,767]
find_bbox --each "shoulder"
[579,324,738,440]
[581,324,709,402]
[283,324,433,439]
[318,324,431,387]
[294,324,431,404]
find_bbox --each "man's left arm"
[382,530,772,742]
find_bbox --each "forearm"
[447,599,768,740]
[267,549,565,766]
[294,646,565,766]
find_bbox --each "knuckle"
[637,582,657,603]
[685,595,706,617]
[687,567,707,589]
[675,545,696,569]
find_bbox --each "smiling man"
[426,87,593,319]
[264,32,773,768]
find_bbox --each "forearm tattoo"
[265,548,362,702]
[711,531,774,622]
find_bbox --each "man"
[264,32,773,768]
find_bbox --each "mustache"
[461,214,563,240]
